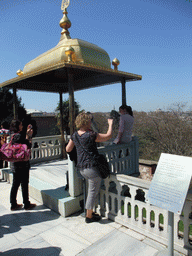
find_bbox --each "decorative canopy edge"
[0,62,142,93]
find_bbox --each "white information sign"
[146,153,192,214]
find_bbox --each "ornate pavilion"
[0,0,142,150]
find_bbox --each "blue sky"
[0,0,192,113]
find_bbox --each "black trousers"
[10,163,30,207]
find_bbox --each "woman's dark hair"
[10,119,21,133]
[119,105,133,117]
[126,106,133,117]
[119,104,127,111]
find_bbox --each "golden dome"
[23,7,111,75]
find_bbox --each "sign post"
[168,211,174,256]
[146,153,192,256]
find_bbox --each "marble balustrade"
[98,136,139,176]
[98,174,192,255]
[31,136,139,177]
[30,135,64,164]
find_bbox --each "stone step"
[29,175,82,217]
[30,159,69,189]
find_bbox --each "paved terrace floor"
[0,160,184,256]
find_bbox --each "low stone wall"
[139,159,157,181]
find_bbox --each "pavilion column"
[59,92,67,159]
[13,87,18,119]
[121,78,126,105]
[67,70,82,199]
[68,71,75,135]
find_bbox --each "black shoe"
[11,204,23,211]
[24,203,36,210]
[92,212,100,217]
[85,215,101,223]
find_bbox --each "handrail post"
[121,78,126,105]
[59,91,67,159]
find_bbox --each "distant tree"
[0,88,27,127]
[56,98,81,134]
[133,111,158,160]
[91,110,120,141]
[110,110,120,139]
[91,113,108,134]
[150,108,192,157]
[133,104,192,161]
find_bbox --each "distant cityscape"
[27,109,56,117]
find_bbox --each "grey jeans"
[80,167,102,210]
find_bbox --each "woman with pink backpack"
[9,119,36,211]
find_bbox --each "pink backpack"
[0,134,31,162]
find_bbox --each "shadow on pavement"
[0,209,60,239]
[0,246,62,256]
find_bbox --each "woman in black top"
[66,112,113,223]
[10,119,36,211]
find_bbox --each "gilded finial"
[112,58,120,70]
[60,0,71,39]
[65,46,75,62]
[16,69,23,76]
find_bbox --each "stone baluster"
[129,185,137,224]
[116,181,121,217]
[137,204,143,226]
[146,202,152,231]
[105,179,110,215]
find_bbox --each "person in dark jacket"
[66,112,113,223]
[9,119,36,211]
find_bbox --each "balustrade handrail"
[32,134,70,141]
[33,135,61,140]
